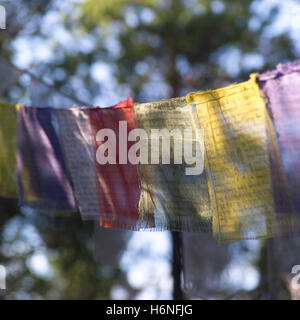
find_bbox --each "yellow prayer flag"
[186,75,280,241]
[0,101,19,199]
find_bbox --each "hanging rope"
[0,56,89,106]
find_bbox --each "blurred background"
[0,0,300,300]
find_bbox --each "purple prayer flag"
[259,59,300,218]
[17,106,76,212]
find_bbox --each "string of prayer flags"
[132,97,211,232]
[88,98,147,230]
[186,75,295,242]
[258,60,300,224]
[1,58,300,243]
[17,106,76,212]
[0,101,19,199]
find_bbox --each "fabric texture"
[17,106,76,212]
[0,101,19,199]
[88,98,148,229]
[54,107,99,220]
[93,223,130,266]
[133,97,211,232]
[186,75,293,241]
[259,60,300,229]
[183,233,231,296]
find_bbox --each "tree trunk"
[171,231,184,299]
[168,0,185,299]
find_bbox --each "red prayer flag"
[89,98,143,229]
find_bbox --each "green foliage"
[77,0,297,101]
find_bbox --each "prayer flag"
[17,106,76,212]
[0,101,19,199]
